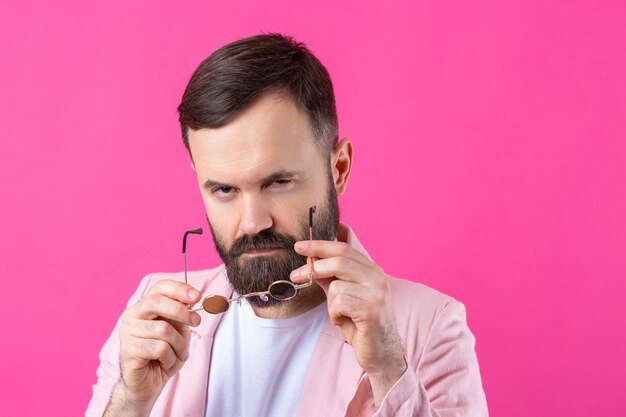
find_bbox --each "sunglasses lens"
[269,281,297,300]
[202,295,230,314]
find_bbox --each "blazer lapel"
[180,269,233,417]
[296,318,365,417]
[295,224,374,417]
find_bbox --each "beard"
[209,174,340,308]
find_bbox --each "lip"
[241,248,282,256]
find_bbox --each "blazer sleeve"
[85,274,155,417]
[372,301,489,417]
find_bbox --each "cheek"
[204,203,239,243]
[277,208,311,240]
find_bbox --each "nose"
[238,199,273,236]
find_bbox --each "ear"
[330,138,353,197]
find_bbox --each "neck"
[250,283,326,319]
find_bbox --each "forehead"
[187,92,322,183]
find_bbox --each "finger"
[326,278,390,325]
[326,279,385,319]
[164,358,186,378]
[129,294,201,326]
[126,339,178,372]
[327,292,362,332]
[326,279,370,301]
[145,279,201,305]
[294,240,371,265]
[168,318,192,355]
[290,255,374,284]
[128,319,189,362]
[168,317,191,341]
[328,291,381,327]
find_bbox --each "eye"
[212,186,235,199]
[267,179,294,190]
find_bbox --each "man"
[86,33,488,417]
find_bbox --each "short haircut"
[177,33,339,158]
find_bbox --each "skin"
[105,92,407,415]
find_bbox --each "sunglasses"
[182,206,316,314]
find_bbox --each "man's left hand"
[291,240,408,407]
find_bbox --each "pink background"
[1,1,624,415]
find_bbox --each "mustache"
[228,229,297,258]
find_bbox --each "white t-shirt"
[205,296,328,417]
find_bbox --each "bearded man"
[86,33,489,417]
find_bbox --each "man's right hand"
[104,280,202,417]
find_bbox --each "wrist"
[367,357,408,409]
[104,381,156,417]
[368,356,407,382]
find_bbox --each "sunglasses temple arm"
[184,252,188,285]
[182,228,203,286]
[309,205,315,240]
[306,205,315,275]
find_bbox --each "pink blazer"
[86,224,488,416]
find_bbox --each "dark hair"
[177,33,338,158]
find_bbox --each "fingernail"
[187,289,200,300]
[295,241,307,251]
[290,269,301,279]
[191,313,201,326]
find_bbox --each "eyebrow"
[203,169,305,190]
